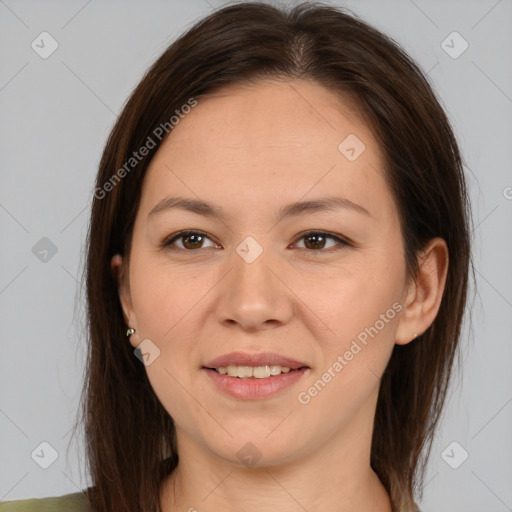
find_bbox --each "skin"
[111,78,448,511]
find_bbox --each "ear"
[395,237,449,345]
[111,254,139,347]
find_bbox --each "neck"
[159,414,392,511]
[160,463,391,512]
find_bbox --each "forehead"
[156,78,377,156]
[139,78,393,221]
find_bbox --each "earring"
[126,328,136,337]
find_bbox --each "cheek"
[297,257,402,336]
[128,259,206,427]
[296,275,401,426]
[130,253,208,341]
[297,252,404,388]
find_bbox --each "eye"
[161,229,351,253]
[292,230,351,251]
[162,230,218,251]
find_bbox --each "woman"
[0,1,472,511]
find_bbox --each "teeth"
[216,365,293,378]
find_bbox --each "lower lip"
[202,367,309,400]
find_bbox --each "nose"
[215,244,294,331]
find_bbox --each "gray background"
[1,0,511,510]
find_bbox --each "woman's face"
[113,79,419,467]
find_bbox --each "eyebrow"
[147,195,371,221]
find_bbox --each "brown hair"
[73,2,473,510]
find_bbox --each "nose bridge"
[215,235,292,328]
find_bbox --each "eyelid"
[161,229,353,252]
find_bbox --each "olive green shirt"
[0,491,90,511]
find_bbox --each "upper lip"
[203,352,309,370]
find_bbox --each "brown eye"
[163,230,216,251]
[304,233,327,250]
[294,231,350,251]
[162,230,350,253]
[181,232,205,249]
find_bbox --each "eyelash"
[161,230,352,253]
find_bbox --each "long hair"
[73,2,473,510]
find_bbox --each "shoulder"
[0,490,91,511]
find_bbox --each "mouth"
[203,364,309,379]
[202,365,310,400]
